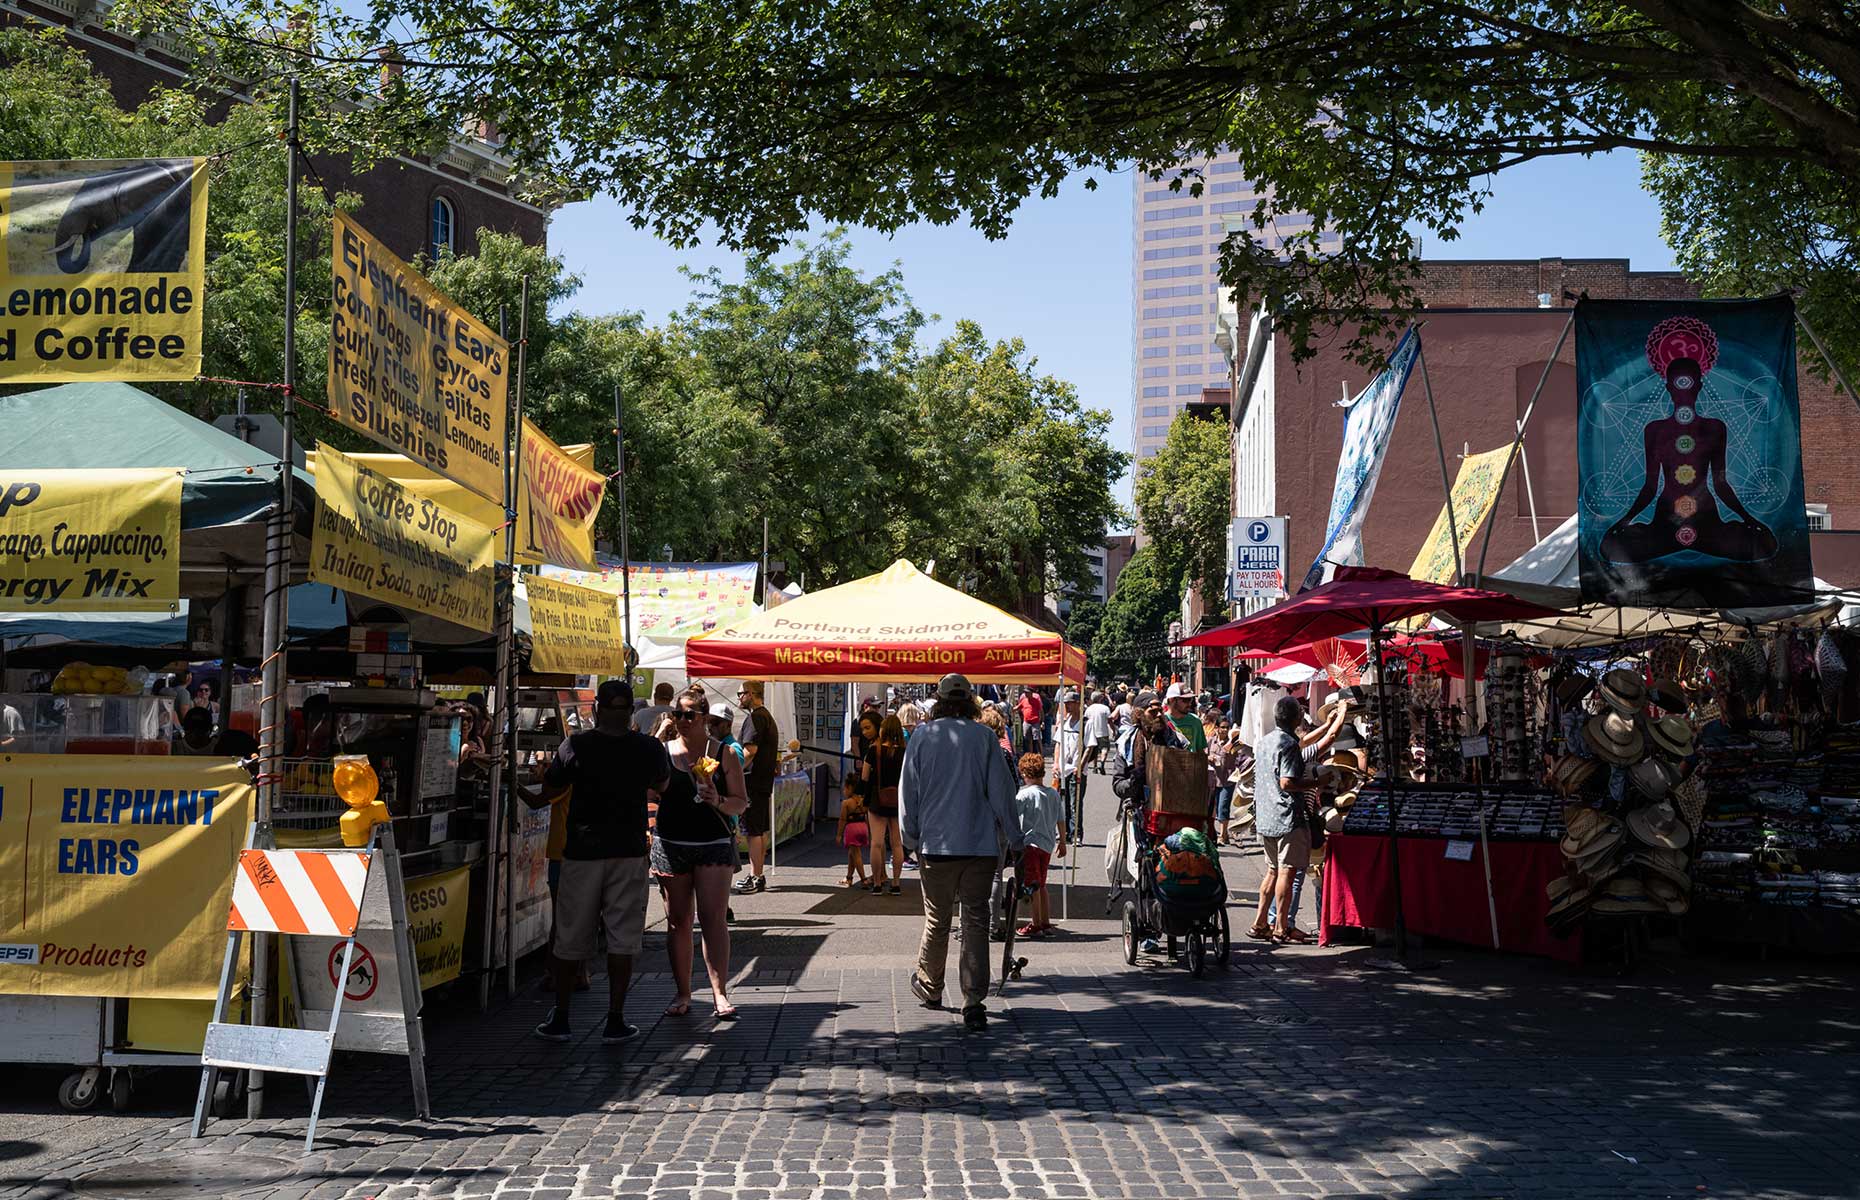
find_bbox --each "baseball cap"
[1164,682,1191,701]
[709,700,736,724]
[1057,688,1079,703]
[936,673,973,701]
[596,679,634,709]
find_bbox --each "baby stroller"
[1115,792,1231,977]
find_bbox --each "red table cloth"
[1320,831,1582,962]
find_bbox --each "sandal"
[1276,927,1313,944]
[714,1002,739,1021]
[665,998,691,1017]
[1246,922,1274,941]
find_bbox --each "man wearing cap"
[1049,690,1086,841]
[901,673,1023,1032]
[528,679,670,1044]
[732,681,781,894]
[1164,682,1208,752]
[1082,691,1114,775]
[1251,695,1349,943]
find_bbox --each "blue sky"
[548,150,1676,510]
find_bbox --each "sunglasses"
[674,709,707,721]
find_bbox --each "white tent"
[1472,514,1848,647]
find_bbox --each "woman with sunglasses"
[654,690,749,1018]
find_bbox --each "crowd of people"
[525,669,1338,1041]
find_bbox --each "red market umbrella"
[1183,568,1562,958]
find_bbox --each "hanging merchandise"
[1485,647,1537,784]
[0,159,209,383]
[1575,296,1813,608]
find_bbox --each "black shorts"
[741,788,774,837]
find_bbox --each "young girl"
[1014,752,1067,938]
[838,774,870,887]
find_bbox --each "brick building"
[1217,257,1860,616]
[4,0,551,261]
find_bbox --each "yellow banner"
[404,865,470,989]
[309,441,496,632]
[526,574,625,676]
[0,467,182,610]
[0,158,208,382]
[1408,445,1513,585]
[328,211,509,504]
[518,417,604,571]
[0,755,253,999]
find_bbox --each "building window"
[1142,303,1204,319]
[1175,384,1201,395]
[1142,225,1203,242]
[428,195,456,259]
[1142,245,1199,261]
[1176,343,1203,356]
[1143,424,1169,438]
[1143,264,1203,280]
[1142,326,1169,339]
[1142,366,1169,378]
[1144,204,1205,221]
[1807,503,1832,531]
[1142,446,1161,458]
[1142,385,1169,397]
[1175,323,1203,336]
[1143,284,1202,300]
[1142,404,1169,417]
[1141,346,1169,359]
[1210,161,1246,175]
[1176,363,1203,376]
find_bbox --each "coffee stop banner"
[524,573,625,676]
[1576,297,1812,608]
[1301,327,1418,591]
[0,755,254,999]
[310,441,497,632]
[0,467,182,611]
[328,211,509,505]
[0,158,208,382]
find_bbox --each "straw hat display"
[1547,665,1698,927]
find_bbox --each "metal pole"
[1414,337,1462,578]
[1475,309,1575,586]
[249,75,300,1120]
[1797,311,1860,413]
[478,303,511,1010]
[505,274,530,998]
[1370,623,1408,960]
[613,384,633,655]
[1515,429,1543,545]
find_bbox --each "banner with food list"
[524,573,625,676]
[309,441,496,632]
[327,211,509,505]
[0,158,208,382]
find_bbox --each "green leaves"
[1135,412,1231,608]
[1092,546,1178,681]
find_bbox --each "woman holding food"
[655,689,749,1019]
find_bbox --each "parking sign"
[1230,517,1288,599]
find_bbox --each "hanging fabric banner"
[309,441,497,632]
[518,417,604,571]
[524,574,626,675]
[1300,327,1419,591]
[0,158,208,382]
[542,559,759,642]
[327,212,509,505]
[1576,297,1812,607]
[1407,445,1512,585]
[0,755,254,999]
[0,466,183,611]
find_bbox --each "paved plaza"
[4,775,1858,1200]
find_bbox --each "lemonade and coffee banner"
[0,158,209,382]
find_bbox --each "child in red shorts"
[1014,752,1067,937]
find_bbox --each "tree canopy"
[1090,546,1179,683]
[145,0,1860,371]
[1135,413,1233,608]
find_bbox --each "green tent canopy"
[0,381,308,531]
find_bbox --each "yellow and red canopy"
[684,559,1086,684]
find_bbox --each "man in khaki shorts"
[1249,695,1345,943]
[528,679,670,1044]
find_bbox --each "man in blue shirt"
[901,672,1022,1031]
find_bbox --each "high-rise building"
[1130,153,1329,463]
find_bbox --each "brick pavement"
[3,775,1859,1199]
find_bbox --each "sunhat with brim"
[1551,754,1603,797]
[1562,804,1607,844]
[1628,757,1677,802]
[1593,877,1665,915]
[1648,679,1688,715]
[1626,845,1690,887]
[1316,763,1359,793]
[1586,712,1645,766]
[1332,789,1357,811]
[1331,747,1369,775]
[1322,806,1347,833]
[1547,879,1597,919]
[1600,668,1648,714]
[1561,818,1623,861]
[1627,800,1692,850]
[1554,673,1595,708]
[1642,873,1691,914]
[1647,714,1696,760]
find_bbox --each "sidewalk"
[3,774,1858,1199]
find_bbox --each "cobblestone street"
[4,777,1858,1200]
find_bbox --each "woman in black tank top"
[656,691,749,1019]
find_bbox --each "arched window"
[428,195,455,259]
